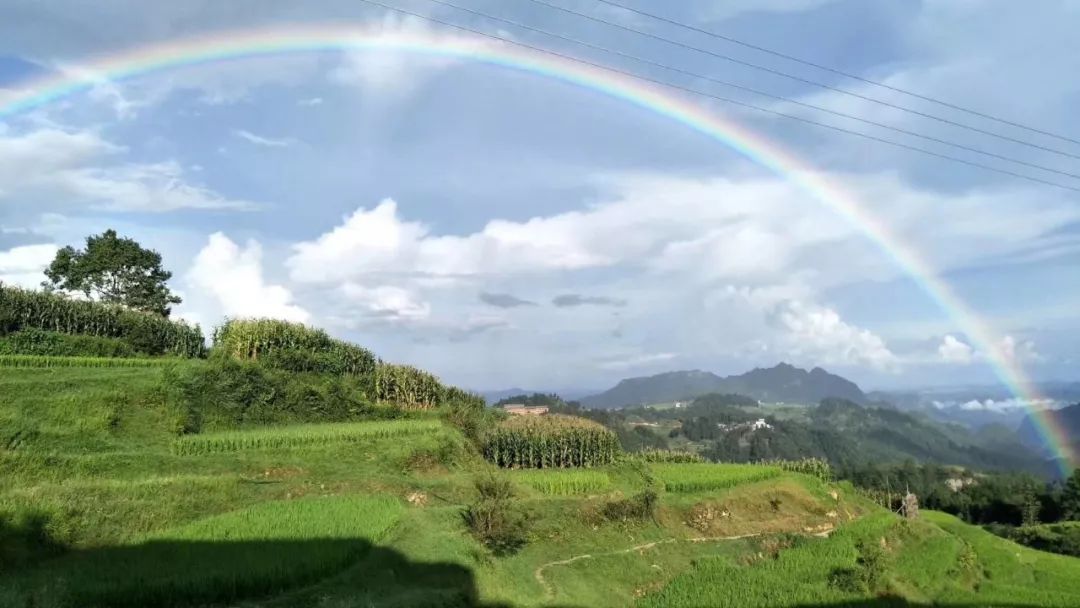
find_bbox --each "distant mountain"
[580,363,866,409]
[1017,402,1080,469]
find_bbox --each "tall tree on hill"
[43,229,181,317]
[1063,469,1080,520]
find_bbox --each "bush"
[483,414,620,469]
[160,358,386,430]
[601,489,659,523]
[462,476,530,555]
[0,328,137,357]
[0,284,204,357]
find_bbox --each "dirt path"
[533,527,833,601]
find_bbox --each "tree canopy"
[43,229,181,317]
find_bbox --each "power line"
[352,0,1080,193]
[593,0,1080,148]
[519,0,1080,160]
[420,0,1080,181]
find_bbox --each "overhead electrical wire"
[519,0,1080,160]
[420,0,1080,181]
[591,0,1080,148]
[353,0,1080,193]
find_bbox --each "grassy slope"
[3,365,1079,607]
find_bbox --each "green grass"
[173,419,443,455]
[1,495,404,607]
[510,469,612,496]
[0,354,177,368]
[652,462,783,493]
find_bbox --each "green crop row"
[511,469,612,495]
[634,449,705,464]
[0,354,176,368]
[483,415,621,469]
[758,457,833,482]
[374,363,443,409]
[0,284,205,357]
[651,462,783,493]
[212,318,376,377]
[173,419,443,455]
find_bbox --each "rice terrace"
[3,1,1080,607]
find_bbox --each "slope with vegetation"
[3,252,1080,606]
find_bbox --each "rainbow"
[0,26,1072,474]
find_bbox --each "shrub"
[0,328,137,357]
[0,284,204,357]
[483,414,620,469]
[462,476,530,555]
[161,358,390,431]
[601,489,659,523]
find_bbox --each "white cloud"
[232,129,296,148]
[297,97,324,107]
[0,243,58,287]
[187,233,309,323]
[597,351,677,371]
[0,128,255,211]
[328,13,500,98]
[340,283,431,322]
[999,335,1041,363]
[769,299,898,370]
[938,334,974,364]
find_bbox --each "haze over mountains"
[578,362,866,409]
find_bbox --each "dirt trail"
[533,527,833,600]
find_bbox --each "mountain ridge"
[580,362,867,409]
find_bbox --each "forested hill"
[580,362,866,409]
[1018,403,1080,472]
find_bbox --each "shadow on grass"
[788,601,1055,608]
[0,538,513,608]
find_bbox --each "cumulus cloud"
[934,334,1040,365]
[0,129,255,212]
[938,334,975,364]
[187,233,309,323]
[0,243,58,287]
[552,293,627,308]
[232,129,296,148]
[479,292,536,308]
[769,299,898,370]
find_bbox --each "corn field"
[483,414,620,469]
[634,449,705,464]
[0,284,205,357]
[652,463,783,493]
[374,363,444,409]
[511,469,612,495]
[0,354,176,368]
[173,419,442,455]
[757,457,833,482]
[212,318,376,376]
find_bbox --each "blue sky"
[0,0,1078,394]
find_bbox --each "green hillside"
[3,363,1080,607]
[2,289,1079,607]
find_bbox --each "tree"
[1063,469,1080,521]
[43,230,181,317]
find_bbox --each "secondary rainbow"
[1,26,1071,473]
